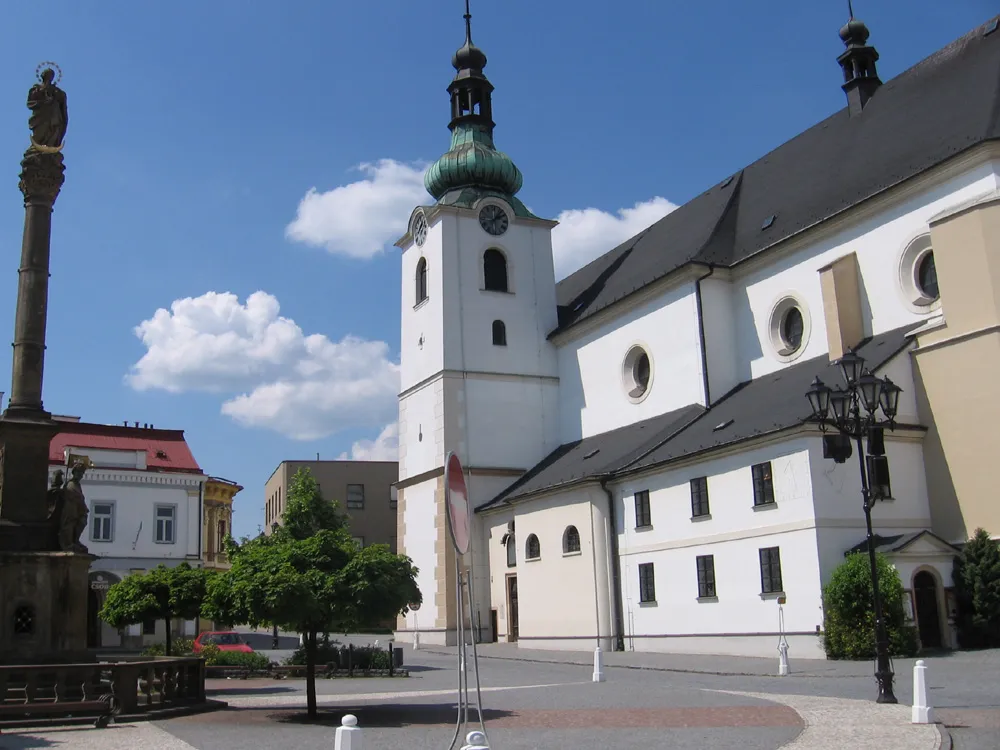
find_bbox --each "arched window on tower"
[483,249,508,293]
[415,258,428,304]
[492,320,506,347]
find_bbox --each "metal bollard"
[460,730,489,750]
[335,714,363,750]
[911,660,933,724]
[777,640,790,676]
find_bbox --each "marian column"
[0,66,68,551]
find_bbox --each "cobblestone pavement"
[1,645,976,749]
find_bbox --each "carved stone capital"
[19,149,65,204]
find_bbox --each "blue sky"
[0,1,992,540]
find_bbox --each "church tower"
[394,3,560,645]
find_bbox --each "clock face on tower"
[413,213,428,247]
[478,205,509,237]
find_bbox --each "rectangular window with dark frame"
[155,505,176,544]
[634,490,651,528]
[759,546,783,594]
[346,483,365,510]
[751,462,775,506]
[91,502,114,542]
[638,562,656,602]
[696,555,716,598]
[690,477,710,518]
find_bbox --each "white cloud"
[285,159,428,259]
[551,197,678,279]
[127,291,399,441]
[339,422,398,461]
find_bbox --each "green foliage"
[822,552,918,660]
[141,638,196,657]
[204,467,420,716]
[100,563,212,656]
[208,651,272,670]
[280,468,348,540]
[953,528,1000,648]
[286,641,392,671]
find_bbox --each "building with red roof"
[48,417,208,650]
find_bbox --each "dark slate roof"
[479,404,704,509]
[553,17,1000,335]
[626,325,915,473]
[845,530,960,556]
[481,324,916,510]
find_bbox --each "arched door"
[913,571,943,650]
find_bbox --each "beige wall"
[264,460,398,551]
[913,193,1000,542]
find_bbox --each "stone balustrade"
[0,656,205,718]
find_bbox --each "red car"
[193,631,254,653]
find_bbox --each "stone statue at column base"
[47,462,89,553]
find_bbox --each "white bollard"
[460,730,490,750]
[592,646,606,683]
[911,659,934,724]
[412,630,420,650]
[335,714,363,750]
[777,640,790,676]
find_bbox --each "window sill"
[154,540,176,545]
[638,600,657,608]
[752,502,778,512]
[90,539,113,544]
[697,596,719,603]
[690,513,712,522]
[525,556,540,563]
[413,298,429,311]
[562,550,582,558]
[760,591,786,601]
[480,288,514,296]
[635,524,654,532]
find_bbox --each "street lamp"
[805,353,903,705]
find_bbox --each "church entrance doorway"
[914,571,943,650]
[506,575,519,642]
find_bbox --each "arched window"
[563,526,581,554]
[415,258,428,304]
[492,320,507,346]
[525,534,540,560]
[483,249,508,292]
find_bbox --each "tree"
[822,552,918,660]
[100,562,210,656]
[953,527,1000,648]
[204,468,421,717]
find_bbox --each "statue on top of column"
[27,66,68,152]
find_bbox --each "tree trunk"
[164,616,172,656]
[305,629,318,718]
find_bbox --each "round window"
[622,346,653,402]
[767,295,811,362]
[781,307,804,352]
[897,234,940,311]
[916,251,939,301]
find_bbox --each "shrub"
[142,637,195,657]
[286,640,393,671]
[822,552,918,660]
[208,651,272,670]
[953,528,1000,648]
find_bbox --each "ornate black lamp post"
[805,351,902,705]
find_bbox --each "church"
[393,8,1000,658]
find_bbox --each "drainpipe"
[694,265,715,407]
[600,478,626,652]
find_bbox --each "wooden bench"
[0,694,118,729]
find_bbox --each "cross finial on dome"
[465,0,472,43]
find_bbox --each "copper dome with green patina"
[424,123,523,200]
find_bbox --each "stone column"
[0,138,66,549]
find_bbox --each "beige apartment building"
[264,460,398,551]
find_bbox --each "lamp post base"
[875,670,898,704]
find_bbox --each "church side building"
[395,10,1000,657]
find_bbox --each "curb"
[420,648,859,680]
[935,722,953,750]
